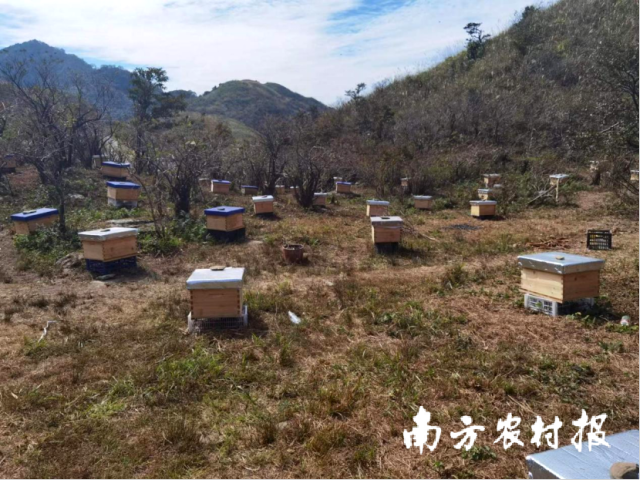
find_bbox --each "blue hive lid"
[11,207,59,221]
[102,161,130,168]
[336,181,352,185]
[241,185,258,189]
[204,206,245,216]
[212,179,231,184]
[106,181,140,189]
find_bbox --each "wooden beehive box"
[313,193,328,206]
[205,206,245,232]
[253,195,274,214]
[631,170,639,182]
[366,200,389,217]
[242,185,258,195]
[2,154,17,172]
[336,181,352,194]
[211,179,231,194]
[483,174,501,187]
[275,185,286,195]
[518,252,604,302]
[101,161,130,179]
[549,174,570,186]
[107,181,141,208]
[370,216,403,244]
[401,177,410,188]
[413,195,433,210]
[470,200,497,217]
[290,186,299,195]
[79,227,138,262]
[11,208,59,235]
[92,155,102,169]
[187,267,245,319]
[477,188,494,200]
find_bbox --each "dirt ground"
[0,171,638,479]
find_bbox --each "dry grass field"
[0,168,638,478]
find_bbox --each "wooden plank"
[562,271,600,301]
[521,269,564,301]
[191,289,242,318]
[372,226,401,244]
[82,241,105,261]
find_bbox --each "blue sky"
[0,0,546,105]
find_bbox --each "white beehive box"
[370,216,403,244]
[253,195,274,214]
[470,200,497,217]
[79,227,138,262]
[366,200,389,217]
[187,267,244,319]
[518,252,604,303]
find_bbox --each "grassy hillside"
[187,80,328,131]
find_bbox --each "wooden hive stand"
[253,195,275,215]
[101,161,130,180]
[518,252,604,316]
[413,195,433,210]
[366,200,389,217]
[204,206,246,242]
[186,266,247,330]
[211,179,231,194]
[1,154,17,173]
[11,208,59,235]
[313,193,328,207]
[79,227,139,275]
[470,200,497,219]
[106,181,141,208]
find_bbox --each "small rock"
[89,281,107,288]
[55,252,83,269]
[96,274,116,281]
[68,194,85,200]
[277,421,290,431]
[248,240,264,248]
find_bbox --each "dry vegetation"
[0,167,637,479]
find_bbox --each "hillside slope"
[186,80,328,130]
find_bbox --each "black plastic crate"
[207,228,246,243]
[86,256,137,275]
[586,229,612,251]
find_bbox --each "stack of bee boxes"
[211,179,231,194]
[79,227,138,275]
[186,266,248,331]
[11,208,59,234]
[253,195,274,215]
[242,185,258,195]
[518,252,604,316]
[101,161,130,180]
[366,200,389,217]
[371,216,403,252]
[413,195,433,210]
[107,181,141,208]
[470,200,497,219]
[2,154,17,173]
[313,192,328,207]
[336,181,352,194]
[477,188,494,201]
[205,206,245,242]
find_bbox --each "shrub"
[14,227,81,275]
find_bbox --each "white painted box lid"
[252,195,274,203]
[470,200,497,206]
[413,195,432,200]
[483,173,501,178]
[493,184,503,189]
[367,199,389,206]
[314,192,329,197]
[186,267,245,289]
[549,174,570,180]
[78,227,138,242]
[477,189,492,194]
[518,251,604,274]
[370,216,403,226]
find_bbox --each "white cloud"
[0,0,542,105]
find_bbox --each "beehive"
[483,174,501,187]
[187,267,245,319]
[211,179,231,194]
[336,181,352,194]
[198,178,210,190]
[333,176,343,182]
[413,195,433,210]
[290,186,299,195]
[275,185,286,195]
[106,181,141,208]
[366,200,389,217]
[205,206,245,240]
[11,208,59,234]
[518,252,604,303]
[242,185,258,195]
[401,177,410,188]
[313,193,328,206]
[79,227,138,274]
[253,195,274,214]
[470,200,497,218]
[549,174,570,186]
[370,216,403,244]
[101,161,130,179]
[2,154,17,173]
[92,155,102,169]
[477,188,494,200]
[631,170,639,182]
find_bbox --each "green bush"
[14,227,81,275]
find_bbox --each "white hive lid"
[370,216,403,226]
[367,199,390,206]
[518,252,604,274]
[413,195,433,200]
[470,200,497,205]
[186,267,245,289]
[550,174,570,180]
[314,192,328,197]
[78,227,138,242]
[483,173,501,178]
[252,195,274,203]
